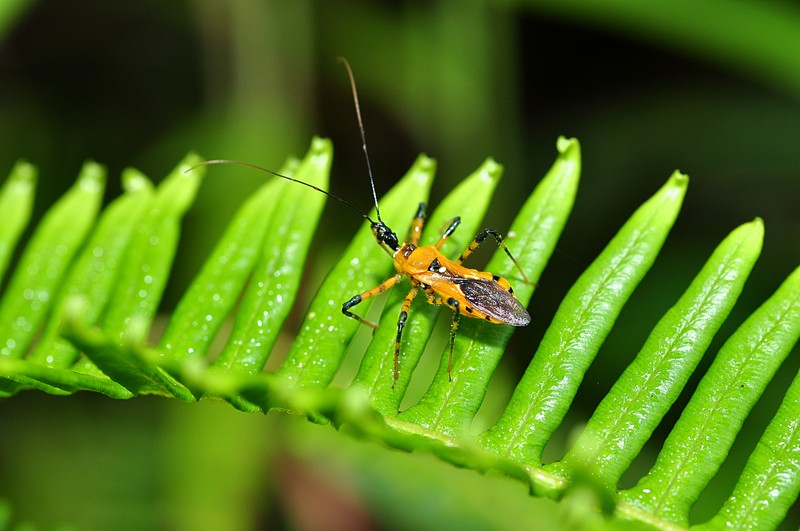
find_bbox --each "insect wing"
[454,278,530,326]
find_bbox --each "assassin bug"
[195,58,531,387]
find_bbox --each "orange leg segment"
[342,274,403,329]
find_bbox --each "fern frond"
[1,136,799,529]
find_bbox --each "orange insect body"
[342,202,531,386]
[394,243,530,326]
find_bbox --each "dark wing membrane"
[453,278,530,326]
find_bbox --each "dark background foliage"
[1,1,799,529]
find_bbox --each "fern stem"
[64,311,193,400]
[0,356,133,399]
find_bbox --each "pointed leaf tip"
[411,154,437,175]
[477,158,503,183]
[77,160,106,191]
[121,168,153,192]
[669,170,689,187]
[9,160,37,187]
[556,136,579,153]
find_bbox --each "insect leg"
[393,284,420,388]
[445,297,461,382]
[405,203,427,246]
[342,274,403,328]
[434,217,461,249]
[457,229,531,284]
[426,292,461,382]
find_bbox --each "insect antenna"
[188,59,401,253]
[186,159,376,224]
[338,57,383,224]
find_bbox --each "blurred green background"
[1,0,800,529]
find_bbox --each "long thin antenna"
[337,57,383,222]
[187,159,375,223]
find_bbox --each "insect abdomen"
[453,278,530,326]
